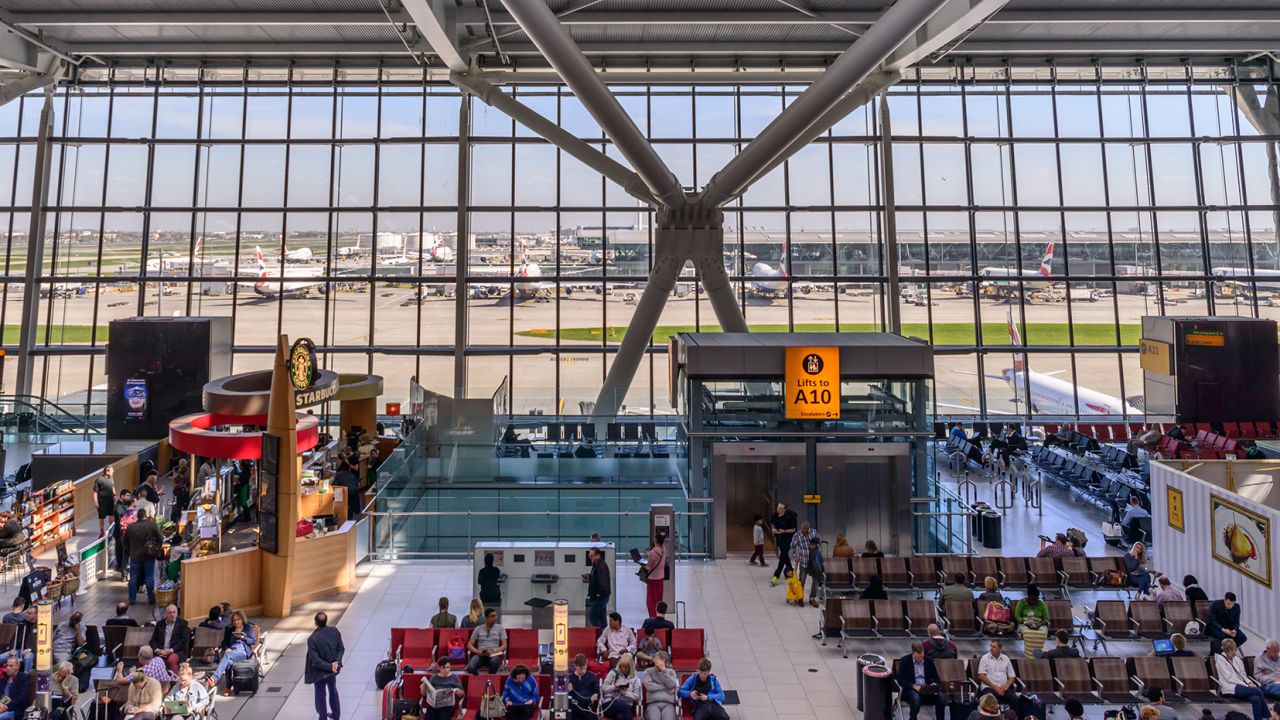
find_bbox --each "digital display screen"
[123,378,148,421]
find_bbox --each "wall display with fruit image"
[1210,494,1272,588]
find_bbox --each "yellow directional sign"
[785,347,840,420]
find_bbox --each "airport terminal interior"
[2,1,1280,719]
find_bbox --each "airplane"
[978,242,1056,280]
[745,262,814,299]
[1211,267,1280,295]
[145,238,208,274]
[471,259,606,300]
[283,246,314,263]
[939,310,1143,417]
[240,246,327,298]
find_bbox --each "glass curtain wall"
[2,61,1276,420]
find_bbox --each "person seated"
[197,605,223,631]
[1152,576,1185,608]
[967,691,1015,720]
[137,646,174,693]
[206,610,256,695]
[597,613,637,669]
[678,658,729,720]
[635,627,664,668]
[429,596,457,629]
[641,651,680,720]
[922,625,958,660]
[641,602,675,637]
[419,656,464,720]
[0,656,30,720]
[567,654,600,720]
[601,653,641,720]
[150,604,189,675]
[105,601,140,627]
[1037,533,1076,559]
[0,599,23,626]
[1208,592,1248,651]
[466,609,507,674]
[860,575,889,601]
[896,642,945,720]
[977,577,1005,604]
[1153,633,1194,658]
[1037,630,1080,659]
[1062,698,1086,720]
[1121,496,1152,540]
[0,514,22,549]
[1183,575,1209,604]
[501,664,539,720]
[949,423,968,446]
[163,663,212,720]
[123,669,163,720]
[0,605,36,672]
[939,573,973,605]
[1215,639,1269,720]
[1018,614,1049,658]
[1145,686,1180,720]
[1124,542,1153,596]
[861,540,885,558]
[1013,584,1049,628]
[50,661,79,720]
[977,639,1017,706]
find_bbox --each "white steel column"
[15,89,56,397]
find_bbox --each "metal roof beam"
[700,0,950,208]
[887,0,1016,69]
[499,0,684,208]
[0,60,63,107]
[0,25,41,71]
[451,71,660,206]
[399,0,468,72]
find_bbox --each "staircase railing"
[0,394,103,436]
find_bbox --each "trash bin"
[971,502,990,543]
[862,663,894,720]
[525,597,553,629]
[855,653,886,712]
[981,510,1002,549]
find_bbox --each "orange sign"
[785,347,840,420]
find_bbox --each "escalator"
[0,395,103,437]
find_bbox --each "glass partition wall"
[4,60,1278,421]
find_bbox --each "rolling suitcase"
[229,658,261,695]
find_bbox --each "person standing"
[749,515,766,567]
[586,547,612,630]
[94,464,116,537]
[643,532,667,619]
[305,612,344,720]
[789,521,822,607]
[768,502,797,587]
[123,508,162,605]
[477,553,502,611]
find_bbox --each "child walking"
[749,514,766,566]
[784,568,805,605]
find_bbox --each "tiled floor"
[60,461,1256,720]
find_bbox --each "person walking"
[305,612,344,720]
[643,532,667,619]
[94,464,116,538]
[768,502,797,587]
[586,547,612,629]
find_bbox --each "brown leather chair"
[880,558,913,591]
[1058,557,1095,591]
[1129,601,1165,638]
[935,658,975,700]
[823,558,853,591]
[1012,659,1060,704]
[872,600,909,637]
[998,557,1030,587]
[1170,656,1219,702]
[1051,657,1099,703]
[940,556,973,586]
[1028,557,1061,594]
[1161,601,1198,637]
[1088,556,1123,586]
[1193,600,1212,626]
[1092,600,1135,649]
[904,599,937,636]
[852,557,880,587]
[908,557,940,591]
[1092,657,1138,703]
[821,597,845,638]
[1045,600,1074,634]
[1129,657,1180,702]
[839,599,875,657]
[943,599,980,637]
[970,557,999,586]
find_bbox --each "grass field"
[0,325,108,344]
[519,322,1143,346]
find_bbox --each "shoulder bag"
[479,680,506,719]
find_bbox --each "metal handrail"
[0,393,102,436]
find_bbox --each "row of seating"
[1189,421,1278,441]
[390,626,706,673]
[1090,599,1215,648]
[383,671,702,720]
[1024,448,1148,525]
[927,654,1257,706]
[1095,444,1137,471]
[823,554,1132,597]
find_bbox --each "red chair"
[506,628,539,669]
[1194,429,1211,446]
[670,628,705,672]
[679,674,696,720]
[400,628,436,668]
[536,674,553,709]
[390,627,411,661]
[1240,422,1258,439]
[568,627,600,660]
[1195,423,1212,435]
[435,628,471,663]
[1224,422,1240,438]
[637,627,671,652]
[461,674,504,720]
[1222,440,1240,455]
[1211,435,1228,451]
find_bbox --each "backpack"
[447,634,466,663]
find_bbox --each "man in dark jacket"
[769,502,798,586]
[0,606,36,672]
[1207,592,1248,651]
[306,612,344,720]
[123,508,162,605]
[150,604,190,675]
[585,547,611,629]
[0,655,31,719]
[896,642,944,720]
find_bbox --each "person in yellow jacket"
[784,569,805,605]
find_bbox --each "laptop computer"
[163,700,190,715]
[1152,638,1174,654]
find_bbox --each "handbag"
[636,564,652,582]
[70,644,100,674]
[479,681,506,719]
[1105,569,1126,587]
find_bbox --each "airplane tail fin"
[1007,309,1025,372]
[1038,241,1055,277]
[254,246,267,277]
